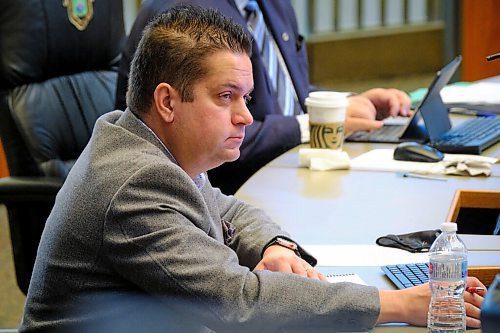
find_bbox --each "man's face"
[171,51,254,175]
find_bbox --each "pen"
[399,172,448,181]
[466,287,486,294]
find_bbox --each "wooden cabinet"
[462,0,500,81]
[0,140,9,177]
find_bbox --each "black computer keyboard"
[432,116,500,154]
[345,124,404,143]
[382,263,429,289]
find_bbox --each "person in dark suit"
[116,0,412,195]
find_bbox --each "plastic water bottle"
[427,222,467,333]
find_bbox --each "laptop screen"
[418,56,462,141]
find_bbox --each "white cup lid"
[305,91,349,108]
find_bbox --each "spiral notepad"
[326,273,366,285]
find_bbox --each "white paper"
[350,149,497,174]
[441,82,500,105]
[326,273,367,285]
[350,149,440,173]
[303,244,429,266]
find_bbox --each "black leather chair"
[0,0,125,295]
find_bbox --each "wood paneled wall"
[0,141,9,177]
[462,0,500,81]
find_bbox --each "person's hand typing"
[360,88,411,119]
[254,245,326,281]
[345,88,411,134]
[345,95,380,134]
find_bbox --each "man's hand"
[463,276,486,327]
[254,245,326,281]
[378,276,485,327]
[345,88,411,134]
[360,88,412,119]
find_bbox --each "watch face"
[277,238,298,250]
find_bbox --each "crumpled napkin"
[442,160,494,176]
[298,148,350,171]
[437,154,498,177]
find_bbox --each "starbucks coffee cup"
[305,91,348,150]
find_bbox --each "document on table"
[440,82,500,106]
[303,244,429,266]
[349,149,497,174]
[350,149,441,174]
[326,273,367,285]
[410,79,500,113]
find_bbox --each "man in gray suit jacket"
[20,5,484,332]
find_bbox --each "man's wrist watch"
[265,237,301,258]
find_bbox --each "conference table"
[235,123,499,332]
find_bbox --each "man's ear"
[153,82,178,123]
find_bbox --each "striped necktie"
[244,0,300,116]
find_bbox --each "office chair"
[0,0,125,295]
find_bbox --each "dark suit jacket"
[115,0,310,194]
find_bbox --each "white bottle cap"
[441,222,457,232]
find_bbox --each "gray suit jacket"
[20,110,379,332]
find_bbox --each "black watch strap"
[262,236,317,267]
[266,237,301,257]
